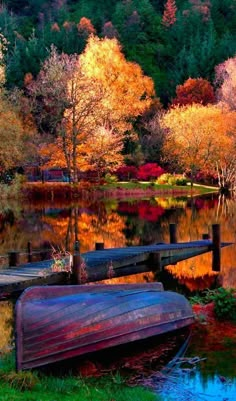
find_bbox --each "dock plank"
[0,240,233,298]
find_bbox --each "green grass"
[97,181,218,194]
[0,354,158,401]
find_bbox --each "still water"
[0,193,235,399]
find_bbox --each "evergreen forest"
[2,0,236,102]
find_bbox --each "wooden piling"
[95,242,104,250]
[149,252,162,270]
[8,251,20,267]
[169,224,177,243]
[212,224,221,271]
[202,233,210,240]
[72,241,81,283]
[27,242,32,263]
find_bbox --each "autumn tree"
[172,77,216,106]
[162,0,177,27]
[0,95,25,172]
[160,104,236,188]
[26,46,70,135]
[79,36,155,133]
[77,17,96,37]
[29,37,154,182]
[102,21,119,39]
[26,46,103,181]
[136,99,165,163]
[215,56,236,110]
[83,125,124,178]
[65,36,154,181]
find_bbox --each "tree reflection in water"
[0,193,235,291]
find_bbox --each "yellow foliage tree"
[0,96,25,171]
[79,36,155,133]
[30,38,155,181]
[62,36,154,181]
[84,125,124,177]
[160,104,236,186]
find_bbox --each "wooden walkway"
[0,239,232,299]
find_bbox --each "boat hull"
[15,283,194,370]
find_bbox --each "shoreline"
[21,182,218,202]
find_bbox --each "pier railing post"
[169,224,177,243]
[212,224,221,271]
[8,251,19,267]
[72,241,81,284]
[95,242,104,250]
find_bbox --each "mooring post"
[27,241,32,263]
[149,252,162,270]
[8,251,20,267]
[169,224,177,243]
[202,233,210,240]
[95,242,104,251]
[72,240,81,283]
[212,224,221,271]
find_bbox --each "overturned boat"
[15,283,194,370]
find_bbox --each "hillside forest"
[0,0,236,190]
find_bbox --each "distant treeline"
[2,0,236,104]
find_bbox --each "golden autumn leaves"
[160,104,236,188]
[36,36,154,182]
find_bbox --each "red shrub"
[137,163,165,181]
[115,166,138,181]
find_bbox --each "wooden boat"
[15,283,194,371]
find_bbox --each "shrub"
[156,173,187,186]
[193,171,218,185]
[137,163,165,181]
[206,288,236,321]
[156,173,172,184]
[115,165,138,181]
[175,176,188,186]
[104,174,118,184]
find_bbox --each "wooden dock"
[0,239,232,299]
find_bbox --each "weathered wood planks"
[0,240,232,299]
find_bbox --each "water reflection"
[0,193,235,291]
[157,370,236,401]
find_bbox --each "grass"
[97,181,218,195]
[23,180,218,201]
[0,354,158,401]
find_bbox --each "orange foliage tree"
[172,77,216,106]
[77,17,96,37]
[0,95,25,172]
[64,36,154,181]
[160,104,236,186]
[28,37,154,182]
[83,125,124,177]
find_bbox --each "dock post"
[27,241,32,263]
[169,224,177,243]
[212,224,221,271]
[202,233,210,240]
[72,241,81,284]
[8,251,19,267]
[149,252,162,270]
[95,242,104,250]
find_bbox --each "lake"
[0,192,235,400]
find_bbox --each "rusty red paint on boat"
[15,283,194,370]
